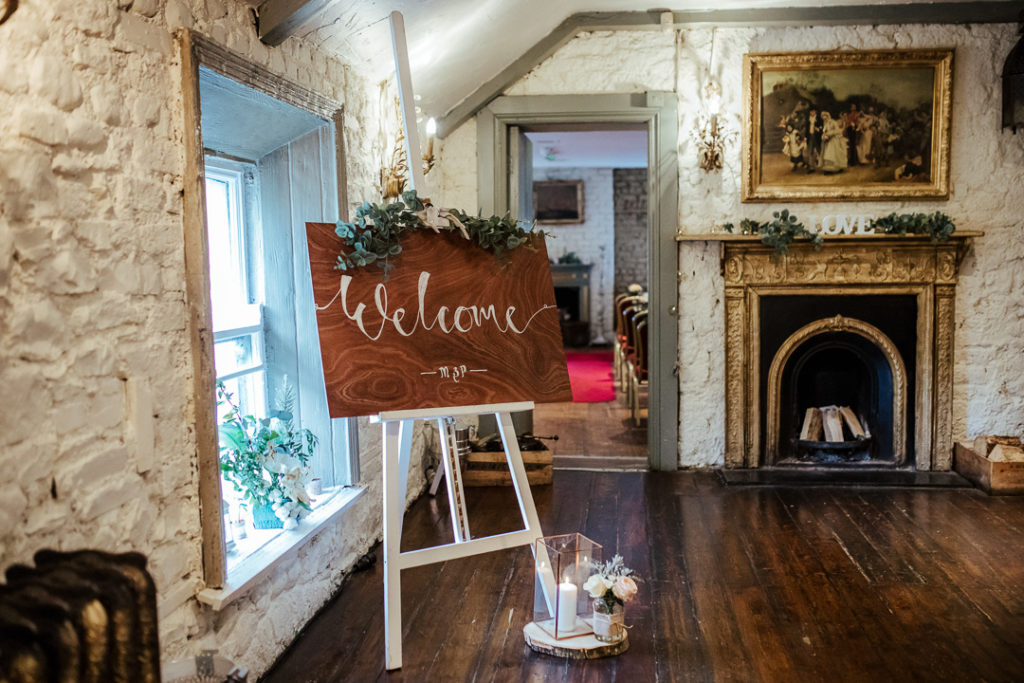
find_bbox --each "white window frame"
[203,153,361,578]
[182,32,360,604]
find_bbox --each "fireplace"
[550,263,592,347]
[715,232,976,471]
[769,313,907,466]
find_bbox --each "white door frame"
[476,93,679,471]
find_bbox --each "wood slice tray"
[523,621,628,659]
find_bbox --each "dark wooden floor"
[263,472,1024,682]
[532,397,647,459]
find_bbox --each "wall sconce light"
[1002,12,1024,132]
[694,81,733,172]
[692,30,735,172]
[422,117,437,175]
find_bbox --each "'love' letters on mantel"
[306,223,573,417]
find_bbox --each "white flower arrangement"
[583,554,641,612]
[217,379,318,530]
[265,458,312,530]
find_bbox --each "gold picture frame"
[534,180,585,224]
[742,49,953,202]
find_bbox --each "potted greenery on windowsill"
[216,380,318,530]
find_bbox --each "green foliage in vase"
[557,251,583,265]
[334,190,548,279]
[217,379,317,510]
[723,209,823,255]
[869,211,956,241]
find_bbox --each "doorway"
[476,93,679,471]
[519,127,649,466]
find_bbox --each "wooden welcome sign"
[306,223,573,417]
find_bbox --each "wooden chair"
[619,303,646,395]
[624,309,648,408]
[613,294,644,384]
[627,315,650,426]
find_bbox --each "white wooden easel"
[376,401,553,670]
[374,13,556,670]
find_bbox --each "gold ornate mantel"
[677,232,980,470]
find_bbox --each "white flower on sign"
[416,203,470,240]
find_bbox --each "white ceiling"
[286,0,974,128]
[526,130,648,169]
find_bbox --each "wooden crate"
[954,442,1024,495]
[462,448,552,487]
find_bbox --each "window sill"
[197,486,365,610]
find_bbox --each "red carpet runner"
[565,349,615,403]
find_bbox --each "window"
[196,61,360,583]
[205,161,267,426]
[182,34,362,601]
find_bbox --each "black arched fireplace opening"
[778,332,895,465]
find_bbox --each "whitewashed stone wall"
[613,168,649,294]
[535,166,615,342]
[437,24,1024,467]
[0,0,429,676]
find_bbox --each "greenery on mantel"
[871,212,956,242]
[723,209,822,254]
[722,210,957,255]
[335,190,546,278]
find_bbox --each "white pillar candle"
[556,581,577,632]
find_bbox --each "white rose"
[612,576,638,602]
[583,574,612,598]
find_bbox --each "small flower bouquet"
[217,380,318,530]
[583,554,640,642]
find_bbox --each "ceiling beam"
[257,0,334,46]
[437,2,1024,138]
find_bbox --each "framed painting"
[742,49,953,202]
[534,180,585,224]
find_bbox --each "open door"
[508,125,534,223]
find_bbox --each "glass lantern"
[533,533,602,640]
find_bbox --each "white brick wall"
[0,0,429,676]
[438,24,1024,467]
[535,167,615,342]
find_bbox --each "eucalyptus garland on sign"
[334,190,547,278]
[723,210,956,255]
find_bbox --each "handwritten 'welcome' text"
[317,271,556,342]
